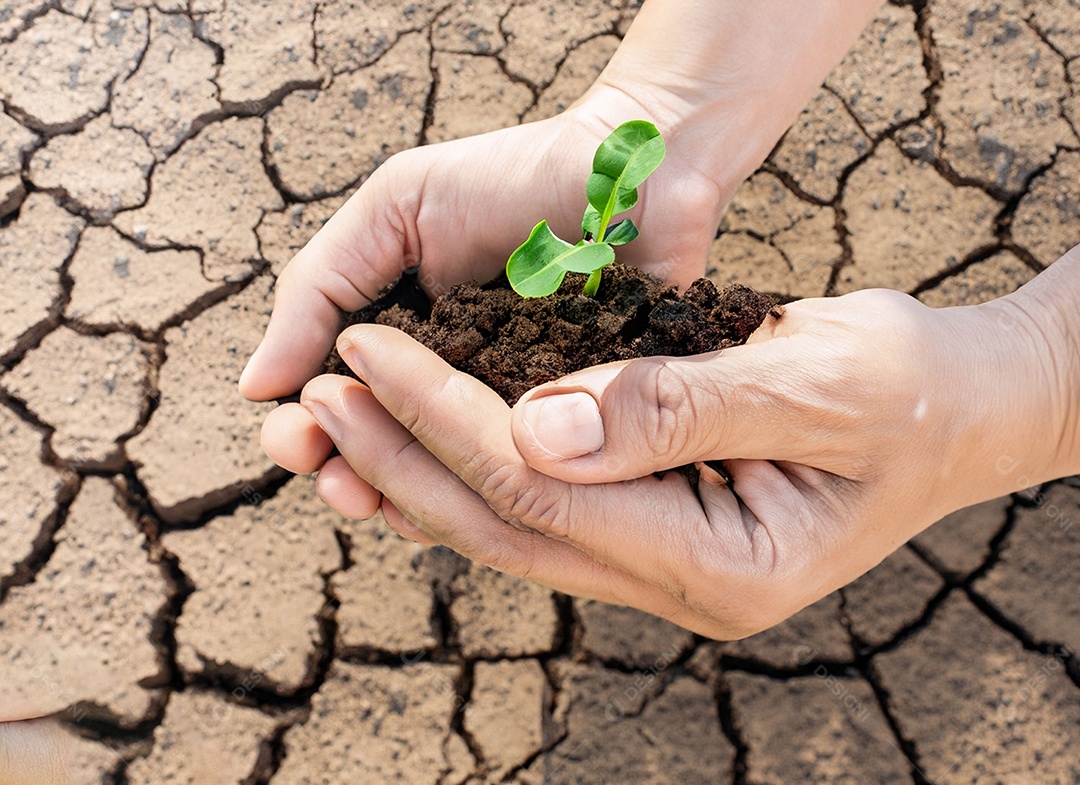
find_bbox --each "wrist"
[939,268,1080,505]
[573,0,884,200]
[989,258,1080,482]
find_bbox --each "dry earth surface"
[1,0,1079,783]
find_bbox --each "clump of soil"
[325,263,776,404]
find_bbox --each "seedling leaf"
[603,218,639,246]
[582,204,601,238]
[507,220,615,297]
[504,120,665,298]
[585,120,665,227]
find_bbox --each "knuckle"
[645,360,711,461]
[478,461,570,538]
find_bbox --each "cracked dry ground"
[1,0,1079,782]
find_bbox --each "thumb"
[510,343,803,483]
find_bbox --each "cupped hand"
[240,88,726,404]
[244,88,731,509]
[279,286,1064,638]
[280,280,1075,637]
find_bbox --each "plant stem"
[582,268,603,297]
[582,203,615,297]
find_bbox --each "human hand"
[278,266,1076,638]
[241,85,738,506]
[0,718,72,784]
[239,86,728,404]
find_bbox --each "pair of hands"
[241,95,1069,640]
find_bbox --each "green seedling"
[506,120,666,298]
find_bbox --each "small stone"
[201,0,320,107]
[0,402,66,584]
[266,32,430,199]
[930,0,1075,194]
[894,117,944,164]
[433,0,509,55]
[126,277,280,523]
[0,193,83,359]
[427,52,533,143]
[875,592,1080,783]
[333,516,439,655]
[66,226,220,333]
[0,478,167,726]
[974,484,1080,654]
[843,547,945,649]
[125,691,278,785]
[464,659,548,777]
[770,87,871,202]
[524,35,619,122]
[450,563,559,657]
[273,662,462,784]
[918,251,1035,307]
[728,671,910,784]
[111,9,220,159]
[163,476,341,693]
[257,194,350,276]
[839,140,998,292]
[577,599,695,669]
[0,7,147,131]
[501,0,631,87]
[4,328,148,469]
[521,665,734,784]
[29,116,153,218]
[828,3,928,137]
[115,117,283,281]
[1012,150,1080,266]
[725,591,852,668]
[317,0,445,73]
[914,496,1012,578]
[715,171,839,297]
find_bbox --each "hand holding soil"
[253,263,1080,639]
[241,0,1080,638]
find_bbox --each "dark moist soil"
[325,263,777,405]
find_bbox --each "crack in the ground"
[0,435,78,602]
[0,203,83,369]
[417,19,443,147]
[714,671,751,785]
[1022,12,1080,144]
[0,0,60,44]
[3,1,1079,781]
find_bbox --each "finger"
[510,336,835,483]
[316,455,382,519]
[239,164,420,401]
[318,327,759,596]
[0,718,69,785]
[260,402,334,474]
[298,374,694,619]
[381,498,438,545]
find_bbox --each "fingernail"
[520,392,604,459]
[337,335,370,381]
[305,401,344,441]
